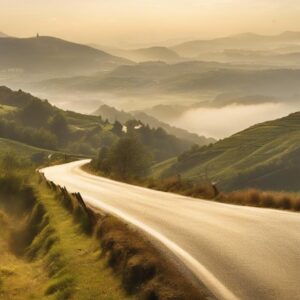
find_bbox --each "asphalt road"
[41,160,300,300]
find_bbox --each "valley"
[1,6,300,298]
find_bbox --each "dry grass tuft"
[217,189,300,211]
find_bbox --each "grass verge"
[0,171,133,300]
[85,162,300,213]
[217,189,300,211]
[43,175,214,300]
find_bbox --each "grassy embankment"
[43,177,210,300]
[0,140,131,300]
[0,167,132,300]
[0,138,209,300]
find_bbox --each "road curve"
[41,160,300,300]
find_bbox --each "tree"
[96,146,111,174]
[112,121,123,136]
[48,113,70,145]
[18,99,53,128]
[108,137,152,180]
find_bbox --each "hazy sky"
[1,0,300,47]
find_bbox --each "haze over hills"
[35,64,300,99]
[0,32,9,38]
[156,111,300,192]
[0,86,196,162]
[3,31,300,141]
[173,31,300,58]
[103,46,183,63]
[0,36,132,81]
[93,104,215,146]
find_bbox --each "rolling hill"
[110,46,182,63]
[0,36,131,79]
[36,65,300,100]
[156,112,300,192]
[173,31,300,58]
[35,60,267,94]
[90,44,183,63]
[195,48,300,66]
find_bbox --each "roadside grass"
[86,160,300,214]
[218,189,300,211]
[0,236,47,300]
[0,169,133,300]
[85,163,218,201]
[96,216,209,300]
[146,175,217,200]
[46,172,211,300]
[35,180,133,300]
[0,207,48,300]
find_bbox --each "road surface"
[41,160,300,300]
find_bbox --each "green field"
[157,112,300,192]
[0,138,53,158]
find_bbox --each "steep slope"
[93,104,215,145]
[0,36,131,79]
[158,112,300,192]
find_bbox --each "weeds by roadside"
[43,173,213,300]
[217,189,300,211]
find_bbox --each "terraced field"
[157,112,300,191]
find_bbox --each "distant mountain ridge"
[36,64,300,100]
[173,31,300,57]
[0,36,132,79]
[91,44,183,63]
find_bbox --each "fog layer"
[170,103,297,139]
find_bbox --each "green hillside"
[0,86,192,163]
[158,112,300,192]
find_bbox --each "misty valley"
[1,2,300,299]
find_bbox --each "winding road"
[41,160,300,300]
